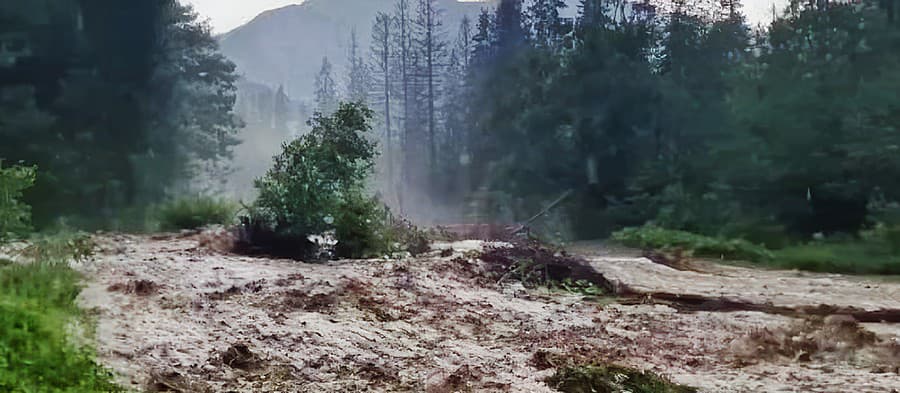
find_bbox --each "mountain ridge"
[219,0,498,100]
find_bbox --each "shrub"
[612,225,774,262]
[333,194,391,259]
[157,196,237,231]
[0,234,121,392]
[0,163,36,241]
[246,102,384,259]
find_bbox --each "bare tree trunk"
[400,0,410,187]
[382,16,393,188]
[426,1,436,183]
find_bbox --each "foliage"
[250,102,381,259]
[388,218,433,257]
[433,0,900,275]
[553,278,606,297]
[612,225,774,263]
[157,196,237,231]
[0,235,121,392]
[547,363,697,393]
[0,163,36,241]
[333,194,391,259]
[0,2,240,228]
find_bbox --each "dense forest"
[3,0,900,267]
[0,0,240,230]
[330,0,900,247]
[2,0,900,266]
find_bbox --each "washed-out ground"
[77,233,900,392]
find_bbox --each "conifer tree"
[346,28,371,103]
[528,0,567,47]
[412,0,448,180]
[314,56,338,113]
[371,12,395,185]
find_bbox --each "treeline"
[0,1,240,228]
[345,0,900,243]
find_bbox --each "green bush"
[612,225,774,262]
[0,163,36,241]
[0,235,121,392]
[157,196,237,231]
[334,194,391,259]
[547,363,697,393]
[248,102,385,259]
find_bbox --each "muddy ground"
[77,233,900,392]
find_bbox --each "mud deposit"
[78,234,900,392]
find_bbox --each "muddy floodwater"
[78,233,900,392]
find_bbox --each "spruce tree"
[495,0,527,52]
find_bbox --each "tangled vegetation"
[547,363,697,393]
[0,163,36,241]
[479,238,613,294]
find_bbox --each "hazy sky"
[186,0,788,34]
[185,0,302,33]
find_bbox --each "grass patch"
[157,196,237,231]
[0,234,121,392]
[547,363,696,393]
[773,242,900,275]
[612,225,773,263]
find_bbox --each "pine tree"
[346,28,371,103]
[443,15,474,158]
[273,85,289,130]
[440,15,475,199]
[495,0,527,52]
[393,0,414,189]
[412,0,448,181]
[528,0,567,47]
[314,56,338,113]
[579,0,606,27]
[456,15,474,71]
[371,12,395,185]
[472,8,496,65]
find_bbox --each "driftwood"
[511,189,574,235]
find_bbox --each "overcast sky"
[185,0,302,33]
[185,0,787,34]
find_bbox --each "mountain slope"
[219,0,496,101]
